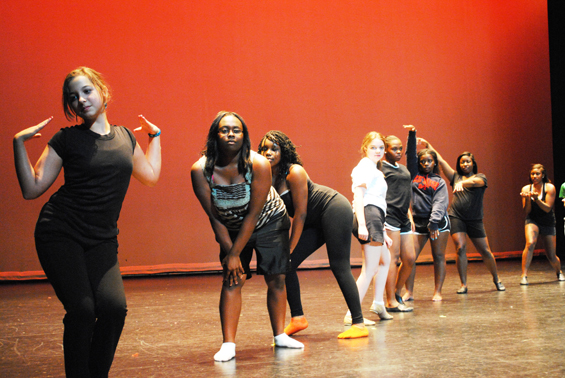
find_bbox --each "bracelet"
[148,130,161,138]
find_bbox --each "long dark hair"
[456,152,478,175]
[529,163,551,183]
[258,130,302,184]
[202,111,251,177]
[417,149,440,175]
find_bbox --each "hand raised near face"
[134,115,160,135]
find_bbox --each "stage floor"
[1,258,564,377]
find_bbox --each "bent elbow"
[145,180,158,188]
[22,191,39,200]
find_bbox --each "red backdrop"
[0,0,553,279]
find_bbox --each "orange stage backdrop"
[0,1,553,279]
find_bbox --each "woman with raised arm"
[191,112,303,362]
[378,129,416,312]
[519,164,565,285]
[259,130,369,339]
[403,126,449,302]
[418,139,505,294]
[13,67,162,377]
[347,131,393,321]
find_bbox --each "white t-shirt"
[351,157,387,213]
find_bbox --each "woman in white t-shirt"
[345,131,394,325]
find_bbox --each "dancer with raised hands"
[519,164,565,285]
[13,67,162,377]
[348,131,393,321]
[259,130,369,339]
[403,126,449,302]
[191,112,303,362]
[417,139,505,294]
[379,129,416,312]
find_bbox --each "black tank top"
[526,183,555,227]
[280,179,338,227]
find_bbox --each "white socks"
[214,335,303,361]
[214,342,236,362]
[274,333,304,349]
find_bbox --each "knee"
[478,247,494,259]
[267,275,286,292]
[381,252,391,266]
[104,301,128,321]
[64,297,96,326]
[456,245,466,257]
[402,254,416,268]
[524,242,536,252]
[98,297,128,324]
[433,253,446,263]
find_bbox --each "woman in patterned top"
[191,112,303,362]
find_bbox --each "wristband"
[148,130,161,138]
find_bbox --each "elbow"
[138,174,160,187]
[22,191,39,200]
[145,180,158,188]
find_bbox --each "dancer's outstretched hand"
[14,117,53,142]
[134,115,160,135]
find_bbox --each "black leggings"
[285,193,363,324]
[35,235,127,378]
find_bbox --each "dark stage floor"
[1,258,565,377]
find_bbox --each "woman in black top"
[519,164,564,285]
[259,130,368,339]
[13,67,162,377]
[418,139,504,293]
[380,130,416,311]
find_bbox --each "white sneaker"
[558,272,565,281]
[520,276,528,285]
[369,303,393,320]
[343,315,376,326]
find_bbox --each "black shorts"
[385,218,412,234]
[413,215,450,235]
[223,214,291,279]
[449,216,487,238]
[525,219,556,236]
[353,205,385,245]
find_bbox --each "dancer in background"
[417,140,505,293]
[13,67,162,377]
[519,164,565,285]
[348,131,393,322]
[191,112,303,362]
[560,182,565,236]
[379,130,416,312]
[259,131,369,339]
[403,126,449,302]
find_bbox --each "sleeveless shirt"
[200,153,286,231]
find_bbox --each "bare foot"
[432,293,442,302]
[402,292,414,302]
